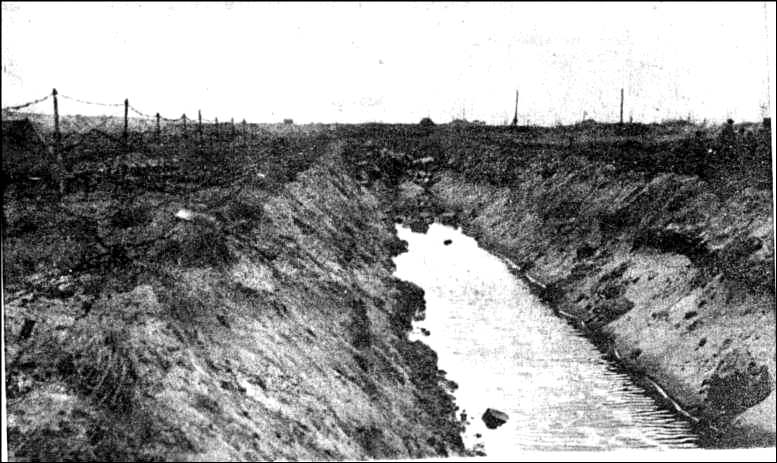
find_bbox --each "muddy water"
[392,223,699,455]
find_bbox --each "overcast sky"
[2,2,775,125]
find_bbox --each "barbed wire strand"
[130,104,210,123]
[2,94,51,111]
[128,105,154,119]
[58,94,123,107]
[129,105,175,121]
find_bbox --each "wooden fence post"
[231,117,235,141]
[198,110,203,145]
[123,98,129,148]
[52,88,64,196]
[215,117,220,144]
[182,114,187,139]
[155,113,161,144]
[620,88,624,125]
[242,119,247,146]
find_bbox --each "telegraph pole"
[511,90,519,126]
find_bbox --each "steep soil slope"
[430,151,775,447]
[340,123,774,447]
[4,145,464,460]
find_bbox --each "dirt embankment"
[432,165,774,446]
[4,121,774,457]
[341,124,775,448]
[4,144,464,460]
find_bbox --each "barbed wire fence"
[2,88,272,197]
[2,89,305,295]
[3,88,264,145]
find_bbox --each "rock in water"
[443,239,452,246]
[482,408,509,429]
[440,211,457,226]
[408,219,428,234]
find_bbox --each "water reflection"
[392,223,698,456]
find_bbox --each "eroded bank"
[4,144,465,460]
[343,124,775,448]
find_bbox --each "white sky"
[2,2,775,125]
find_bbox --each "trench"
[392,222,700,455]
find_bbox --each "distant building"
[283,118,294,125]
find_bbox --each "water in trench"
[392,223,699,455]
